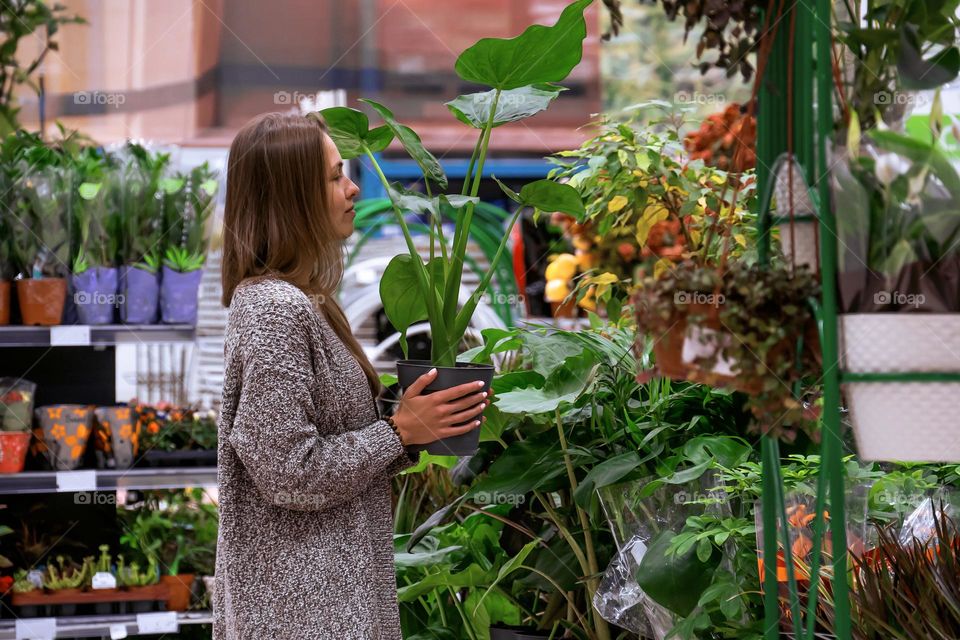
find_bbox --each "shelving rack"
[0,323,214,639]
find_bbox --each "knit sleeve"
[227,293,408,511]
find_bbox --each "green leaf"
[898,26,960,90]
[397,564,489,601]
[318,106,394,160]
[634,529,720,617]
[472,538,540,614]
[696,538,713,563]
[78,182,101,200]
[454,0,592,90]
[446,84,567,128]
[523,332,585,379]
[360,99,447,189]
[380,254,429,356]
[394,545,463,568]
[663,459,712,484]
[492,176,584,216]
[574,451,644,508]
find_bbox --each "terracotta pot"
[550,298,578,319]
[0,280,10,325]
[16,278,66,326]
[160,574,195,611]
[0,432,31,473]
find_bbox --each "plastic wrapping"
[594,474,734,639]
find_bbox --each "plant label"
[92,571,117,589]
[50,325,91,346]
[15,618,55,640]
[109,624,128,639]
[26,569,43,589]
[136,612,178,634]
[56,470,97,492]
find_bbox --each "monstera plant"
[318,0,590,455]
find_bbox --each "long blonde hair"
[220,112,380,396]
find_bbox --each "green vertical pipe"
[794,0,815,184]
[761,438,782,640]
[757,4,794,639]
[814,0,853,635]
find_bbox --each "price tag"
[92,571,117,589]
[15,618,56,640]
[109,624,128,639]
[136,612,178,634]
[50,325,91,346]
[55,470,97,493]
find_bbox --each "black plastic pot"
[490,626,553,639]
[396,359,494,457]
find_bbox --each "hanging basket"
[841,313,960,462]
[772,153,818,271]
[643,302,763,394]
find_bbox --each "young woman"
[214,112,489,639]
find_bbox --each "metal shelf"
[0,468,217,495]
[0,325,196,348]
[0,611,212,639]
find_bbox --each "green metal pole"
[813,0,852,635]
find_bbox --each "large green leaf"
[360,99,448,189]
[397,564,490,602]
[379,255,443,356]
[522,332,586,379]
[317,107,393,159]
[454,0,592,90]
[472,538,541,615]
[446,84,567,128]
[573,451,645,508]
[388,183,477,217]
[634,529,721,617]
[493,176,585,216]
[394,545,463,568]
[467,431,566,498]
[898,25,960,90]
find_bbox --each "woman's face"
[323,133,360,240]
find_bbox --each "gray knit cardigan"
[213,277,416,640]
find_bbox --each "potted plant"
[10,164,72,325]
[93,405,138,469]
[0,379,36,474]
[40,555,90,615]
[116,143,172,324]
[319,0,590,455]
[636,258,820,442]
[831,93,960,461]
[71,149,120,325]
[159,163,217,325]
[135,404,217,467]
[34,404,93,471]
[116,554,161,613]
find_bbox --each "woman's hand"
[392,368,492,446]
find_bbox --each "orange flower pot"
[16,278,66,326]
[160,574,195,611]
[0,432,31,473]
[0,280,10,325]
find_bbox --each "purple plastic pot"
[160,266,203,325]
[120,265,160,324]
[71,267,119,325]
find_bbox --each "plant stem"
[448,586,478,640]
[441,89,502,358]
[363,147,448,350]
[533,491,590,582]
[555,408,611,640]
[462,129,486,197]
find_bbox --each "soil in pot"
[0,431,32,473]
[396,360,494,457]
[0,280,10,325]
[16,278,66,326]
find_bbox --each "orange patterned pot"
[0,432,31,473]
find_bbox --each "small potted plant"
[117,554,161,613]
[40,555,90,615]
[11,165,72,326]
[71,150,120,325]
[159,163,217,325]
[115,143,172,324]
[320,0,590,455]
[0,379,36,474]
